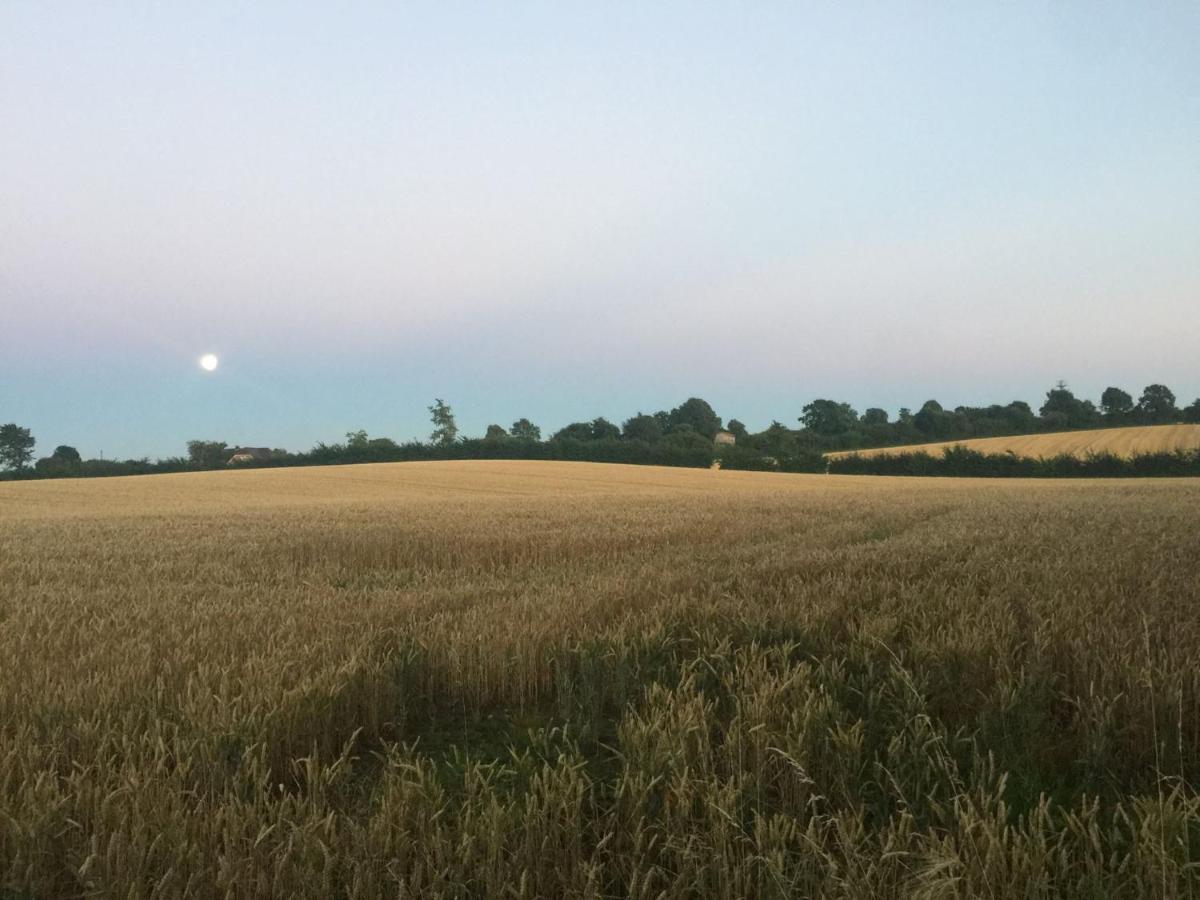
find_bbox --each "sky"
[2,2,1198,459]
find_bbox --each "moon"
[199,353,219,372]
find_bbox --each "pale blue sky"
[2,2,1198,458]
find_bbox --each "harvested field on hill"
[2,460,1200,897]
[827,422,1200,460]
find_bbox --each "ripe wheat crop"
[2,460,1199,897]
[827,423,1200,460]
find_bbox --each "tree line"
[3,382,1199,480]
[829,445,1200,478]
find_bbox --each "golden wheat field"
[2,460,1200,898]
[826,423,1200,460]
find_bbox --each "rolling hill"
[827,423,1200,460]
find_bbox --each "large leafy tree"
[429,399,459,446]
[52,445,81,463]
[667,398,722,438]
[913,400,944,433]
[1039,382,1098,429]
[862,408,889,426]
[1183,398,1200,424]
[590,418,621,441]
[551,422,595,441]
[622,413,663,443]
[484,424,508,441]
[1100,387,1134,418]
[34,444,82,477]
[800,399,859,435]
[757,421,797,456]
[662,425,711,450]
[510,418,541,441]
[1000,401,1037,431]
[1137,384,1177,422]
[913,400,964,438]
[0,424,35,471]
[185,439,228,469]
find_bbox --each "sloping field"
[828,422,1200,459]
[3,460,1200,896]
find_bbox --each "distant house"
[226,447,272,465]
[713,431,736,447]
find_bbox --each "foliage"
[553,418,622,442]
[829,446,1200,478]
[428,398,459,446]
[667,397,722,438]
[52,445,81,463]
[10,384,1200,483]
[661,425,712,451]
[622,413,664,443]
[510,418,541,441]
[0,423,36,471]
[551,421,597,441]
[590,417,621,441]
[1038,382,1100,430]
[1138,383,1178,422]
[31,445,84,478]
[185,439,228,469]
[1101,386,1134,417]
[800,399,859,435]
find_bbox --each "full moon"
[199,353,219,372]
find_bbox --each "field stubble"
[1,460,1199,897]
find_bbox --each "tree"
[725,419,749,441]
[345,430,369,449]
[0,424,35,471]
[1100,387,1133,418]
[622,413,663,443]
[662,425,711,450]
[553,419,621,441]
[484,424,508,441]
[667,398,722,438]
[1039,382,1097,429]
[800,399,859,435]
[757,421,797,457]
[590,418,621,441]
[914,400,958,437]
[1002,401,1037,430]
[34,444,82,478]
[1137,384,1177,422]
[862,408,889,426]
[186,439,228,469]
[510,418,541,441]
[1183,398,1200,424]
[429,399,459,446]
[52,445,81,463]
[551,422,595,441]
